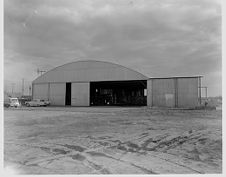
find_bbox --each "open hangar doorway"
[90,80,147,106]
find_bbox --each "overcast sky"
[4,0,221,96]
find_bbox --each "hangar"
[32,60,202,108]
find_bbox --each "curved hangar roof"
[33,60,148,84]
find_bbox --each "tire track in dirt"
[148,153,203,173]
[5,127,221,174]
[70,153,111,174]
[86,151,156,174]
[78,131,210,173]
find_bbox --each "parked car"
[8,98,21,107]
[19,95,32,106]
[25,99,50,107]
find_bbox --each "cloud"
[4,0,221,96]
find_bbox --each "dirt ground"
[4,107,222,174]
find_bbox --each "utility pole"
[22,78,24,96]
[198,86,208,102]
[198,77,201,104]
[37,68,46,76]
[29,86,31,96]
[11,83,15,95]
[202,86,208,99]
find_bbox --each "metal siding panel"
[152,79,175,107]
[178,78,198,108]
[33,84,48,100]
[49,83,65,106]
[71,82,89,106]
[147,80,152,106]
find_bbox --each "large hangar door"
[71,83,90,106]
[90,81,147,106]
[49,83,65,106]
[33,83,49,100]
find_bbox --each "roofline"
[33,60,148,83]
[33,79,148,85]
[148,76,203,80]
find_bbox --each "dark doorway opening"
[65,82,71,106]
[90,80,147,106]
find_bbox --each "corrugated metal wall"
[33,82,90,106]
[177,78,199,107]
[49,83,65,106]
[71,82,90,106]
[152,79,175,107]
[33,83,49,100]
[147,80,152,107]
[147,77,199,108]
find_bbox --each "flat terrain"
[4,107,222,174]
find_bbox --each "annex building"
[32,60,202,108]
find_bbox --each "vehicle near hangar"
[25,99,50,107]
[4,97,21,108]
